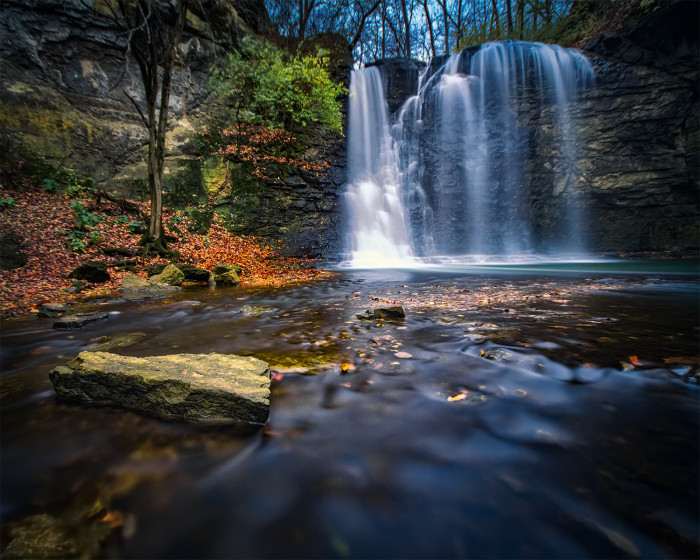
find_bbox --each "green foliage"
[67,201,104,252]
[67,230,87,253]
[167,215,183,236]
[211,37,346,136]
[43,168,95,197]
[0,196,16,209]
[70,201,101,230]
[127,220,146,234]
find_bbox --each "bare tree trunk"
[400,0,411,58]
[490,0,500,35]
[436,0,450,53]
[146,0,187,254]
[381,0,386,58]
[298,0,316,41]
[505,0,513,35]
[517,0,524,38]
[420,0,436,58]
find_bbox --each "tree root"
[138,235,181,261]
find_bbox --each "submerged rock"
[86,332,148,352]
[49,351,271,425]
[53,312,108,330]
[3,513,110,559]
[356,306,405,321]
[240,305,275,317]
[481,349,514,363]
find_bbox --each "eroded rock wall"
[374,0,699,253]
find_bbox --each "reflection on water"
[1,264,698,558]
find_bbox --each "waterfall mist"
[341,41,595,268]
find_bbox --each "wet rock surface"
[49,351,271,425]
[53,312,108,329]
[356,306,406,321]
[38,302,70,318]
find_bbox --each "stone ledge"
[49,352,270,425]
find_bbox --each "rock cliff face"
[0,0,347,258]
[0,0,268,182]
[574,0,699,252]
[372,0,699,254]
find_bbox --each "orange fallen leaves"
[0,184,327,317]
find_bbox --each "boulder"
[149,264,185,286]
[120,273,151,291]
[120,273,180,294]
[38,303,70,318]
[146,263,209,283]
[146,263,168,276]
[49,351,271,425]
[0,233,27,271]
[68,261,110,283]
[177,264,210,283]
[210,264,241,287]
[212,263,242,276]
[53,312,108,330]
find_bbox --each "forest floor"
[0,184,330,318]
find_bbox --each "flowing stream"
[1,263,698,558]
[343,42,595,266]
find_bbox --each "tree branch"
[124,89,149,127]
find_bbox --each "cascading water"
[343,66,416,268]
[342,41,595,267]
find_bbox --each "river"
[1,261,698,558]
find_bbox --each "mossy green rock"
[149,264,185,286]
[49,351,270,425]
[210,264,241,287]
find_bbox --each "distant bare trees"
[265,0,575,65]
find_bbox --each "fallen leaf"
[628,355,643,366]
[663,356,700,365]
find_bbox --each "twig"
[123,89,149,127]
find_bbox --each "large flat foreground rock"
[49,352,270,425]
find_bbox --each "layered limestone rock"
[49,351,271,424]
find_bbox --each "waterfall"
[342,41,595,267]
[343,67,416,268]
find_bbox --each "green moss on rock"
[49,352,270,425]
